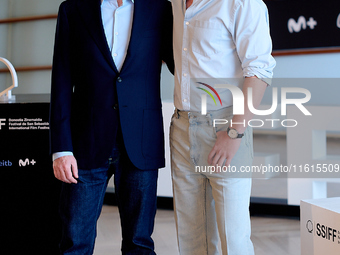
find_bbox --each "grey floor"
[94,205,300,255]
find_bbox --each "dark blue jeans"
[58,142,158,255]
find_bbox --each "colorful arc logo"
[196,82,222,106]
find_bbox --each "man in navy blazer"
[49,0,173,254]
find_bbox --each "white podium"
[301,197,340,255]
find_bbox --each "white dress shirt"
[53,0,134,161]
[101,0,134,71]
[172,0,276,112]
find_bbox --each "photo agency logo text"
[200,84,312,128]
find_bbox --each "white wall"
[0,0,10,91]
[259,53,340,110]
[274,53,340,78]
[1,0,339,96]
[160,52,340,103]
[0,0,63,95]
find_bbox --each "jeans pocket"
[213,117,231,137]
[170,112,177,126]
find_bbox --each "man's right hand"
[53,155,79,184]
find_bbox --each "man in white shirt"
[170,0,276,254]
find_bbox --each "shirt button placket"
[182,17,190,110]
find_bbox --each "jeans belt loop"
[176,108,180,119]
[206,113,213,126]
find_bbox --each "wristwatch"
[227,127,244,139]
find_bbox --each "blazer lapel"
[120,0,155,72]
[77,0,118,73]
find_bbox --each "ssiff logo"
[0,118,6,130]
[306,220,313,233]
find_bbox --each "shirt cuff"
[52,151,74,161]
[244,67,274,86]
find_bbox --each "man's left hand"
[208,131,241,169]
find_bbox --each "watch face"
[228,129,238,139]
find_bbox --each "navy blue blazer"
[50,0,174,170]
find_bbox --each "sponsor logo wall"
[265,0,340,52]
[0,99,61,254]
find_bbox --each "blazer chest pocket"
[191,20,223,57]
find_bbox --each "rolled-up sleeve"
[230,0,276,83]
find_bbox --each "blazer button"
[117,77,122,82]
[113,104,119,110]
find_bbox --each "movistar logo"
[288,16,317,33]
[19,158,36,167]
[196,82,222,106]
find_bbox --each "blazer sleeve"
[161,0,175,75]
[49,2,74,154]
